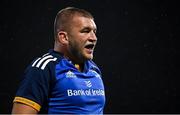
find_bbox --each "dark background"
[0,0,179,113]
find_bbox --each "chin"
[85,55,93,60]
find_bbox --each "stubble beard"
[68,42,88,64]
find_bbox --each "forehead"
[71,15,97,29]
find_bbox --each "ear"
[57,31,68,45]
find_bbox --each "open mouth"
[85,44,95,50]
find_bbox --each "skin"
[55,15,97,64]
[12,102,38,114]
[12,15,97,114]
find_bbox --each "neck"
[54,42,85,71]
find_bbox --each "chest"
[54,69,104,94]
[51,69,105,106]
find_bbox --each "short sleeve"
[13,65,51,111]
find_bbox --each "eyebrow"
[82,26,97,31]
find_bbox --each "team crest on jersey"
[65,71,77,78]
[84,80,92,87]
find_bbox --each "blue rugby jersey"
[14,49,105,114]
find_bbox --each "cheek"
[75,38,86,48]
[77,41,85,51]
[69,40,83,51]
[69,34,87,49]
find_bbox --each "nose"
[89,31,97,42]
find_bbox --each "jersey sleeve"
[13,64,52,112]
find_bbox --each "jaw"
[84,53,93,60]
[66,44,95,63]
[64,49,92,64]
[83,43,96,60]
[83,48,94,60]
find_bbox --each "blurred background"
[0,0,179,113]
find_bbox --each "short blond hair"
[54,7,94,39]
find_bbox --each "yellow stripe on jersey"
[13,96,41,111]
[75,64,81,71]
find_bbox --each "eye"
[81,28,90,33]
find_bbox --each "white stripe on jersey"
[32,58,41,67]
[36,55,53,68]
[42,53,49,57]
[41,57,57,70]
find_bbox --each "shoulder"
[30,53,58,70]
[20,51,63,89]
[28,50,64,70]
[23,51,63,80]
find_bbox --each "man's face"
[66,15,97,63]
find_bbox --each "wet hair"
[54,7,94,39]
